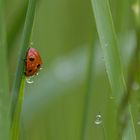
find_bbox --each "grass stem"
[11,0,37,139]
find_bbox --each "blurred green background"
[1,0,140,139]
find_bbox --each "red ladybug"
[25,47,42,77]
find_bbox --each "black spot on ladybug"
[29,58,35,61]
[28,69,32,73]
[37,64,40,68]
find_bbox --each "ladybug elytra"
[25,47,42,77]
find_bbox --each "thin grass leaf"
[11,76,25,140]
[0,0,10,139]
[91,0,136,139]
[7,1,28,54]
[11,0,37,139]
[81,43,95,140]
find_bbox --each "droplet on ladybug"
[25,47,42,77]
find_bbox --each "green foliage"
[91,0,136,139]
[0,0,140,140]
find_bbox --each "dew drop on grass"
[36,67,43,76]
[95,114,102,125]
[26,77,34,84]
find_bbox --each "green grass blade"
[7,1,28,54]
[0,0,10,139]
[81,43,95,140]
[11,0,37,120]
[11,0,37,139]
[11,76,25,140]
[91,0,125,101]
[91,0,136,139]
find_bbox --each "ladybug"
[25,47,42,77]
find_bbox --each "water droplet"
[26,77,34,84]
[36,72,39,76]
[95,114,102,125]
[40,67,43,70]
[132,82,139,91]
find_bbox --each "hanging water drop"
[95,114,102,125]
[26,77,34,84]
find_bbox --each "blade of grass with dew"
[0,0,10,139]
[11,0,37,139]
[91,0,136,139]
